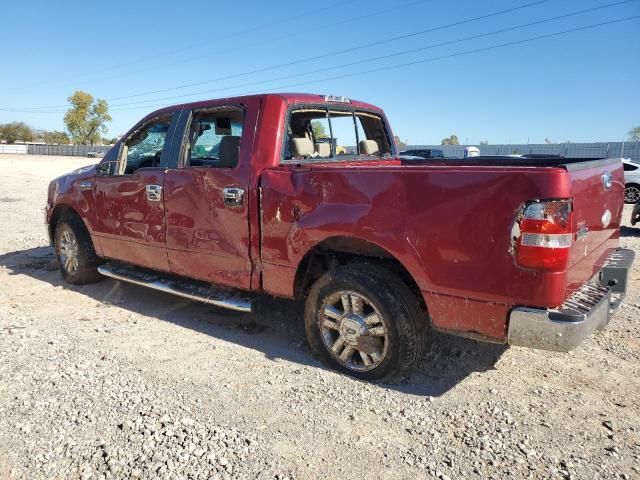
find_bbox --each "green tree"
[64,91,112,145]
[441,134,459,146]
[43,130,70,144]
[629,126,640,141]
[101,136,119,145]
[0,122,34,143]
[310,120,327,139]
[393,136,407,149]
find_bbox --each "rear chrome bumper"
[508,248,634,352]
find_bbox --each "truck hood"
[52,164,97,186]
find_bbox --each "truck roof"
[146,93,383,119]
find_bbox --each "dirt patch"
[0,154,638,480]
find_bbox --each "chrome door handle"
[223,187,245,207]
[146,184,163,202]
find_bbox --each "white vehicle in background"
[464,146,480,158]
[623,158,640,203]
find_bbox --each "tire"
[54,216,103,285]
[625,184,640,204]
[304,262,427,383]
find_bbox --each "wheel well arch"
[48,204,90,241]
[293,236,425,309]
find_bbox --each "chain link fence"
[26,144,112,157]
[7,141,640,161]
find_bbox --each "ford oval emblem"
[601,172,612,191]
[601,209,612,228]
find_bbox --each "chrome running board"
[98,262,252,312]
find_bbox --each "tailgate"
[566,158,624,293]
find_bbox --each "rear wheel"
[625,184,640,204]
[304,262,427,383]
[54,216,103,284]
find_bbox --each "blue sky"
[0,0,638,144]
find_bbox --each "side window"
[120,116,172,175]
[624,163,638,172]
[185,107,244,168]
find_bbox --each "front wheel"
[304,262,427,383]
[54,217,103,285]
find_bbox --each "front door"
[92,112,179,272]
[164,102,256,290]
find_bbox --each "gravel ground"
[0,154,639,480]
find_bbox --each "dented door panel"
[93,169,170,271]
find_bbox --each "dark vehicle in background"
[399,148,445,159]
[631,201,640,226]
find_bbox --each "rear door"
[163,99,259,289]
[92,111,180,272]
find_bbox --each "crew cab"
[46,93,633,383]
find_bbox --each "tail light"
[515,199,573,272]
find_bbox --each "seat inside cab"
[285,108,392,161]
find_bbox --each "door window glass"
[121,116,172,174]
[186,108,244,168]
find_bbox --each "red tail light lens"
[515,199,573,272]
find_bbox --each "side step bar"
[97,262,252,312]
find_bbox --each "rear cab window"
[283,105,394,162]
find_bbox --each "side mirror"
[96,162,112,176]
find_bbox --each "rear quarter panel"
[260,164,578,339]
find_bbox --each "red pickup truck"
[46,93,633,382]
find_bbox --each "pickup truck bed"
[401,154,610,167]
[260,156,626,338]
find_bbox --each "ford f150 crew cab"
[46,93,633,383]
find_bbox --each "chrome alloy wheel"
[625,185,640,203]
[57,228,79,274]
[320,291,389,372]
